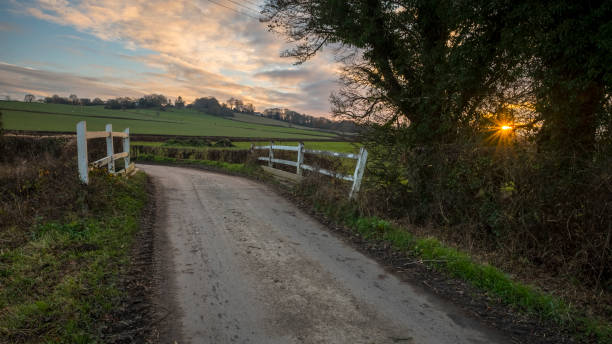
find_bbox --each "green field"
[133,140,360,153]
[230,112,313,130]
[0,101,338,139]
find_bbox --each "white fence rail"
[253,143,368,199]
[76,121,133,184]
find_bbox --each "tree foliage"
[262,0,612,290]
[262,0,611,154]
[263,107,359,132]
[68,94,79,105]
[105,97,137,110]
[191,97,234,117]
[175,96,185,109]
[138,94,169,108]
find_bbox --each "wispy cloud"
[4,0,341,116]
[0,22,20,32]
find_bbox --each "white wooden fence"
[76,121,134,184]
[253,143,368,199]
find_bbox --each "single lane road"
[140,164,510,344]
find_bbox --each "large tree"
[522,1,611,154]
[192,97,234,117]
[138,94,169,108]
[175,96,185,109]
[263,0,523,144]
[68,94,79,105]
[262,0,610,153]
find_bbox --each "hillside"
[230,112,358,137]
[0,101,339,139]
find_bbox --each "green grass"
[243,140,361,153]
[0,101,338,139]
[132,140,360,153]
[313,201,611,343]
[230,112,313,130]
[135,154,259,176]
[0,172,148,343]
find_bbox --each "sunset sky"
[0,0,341,117]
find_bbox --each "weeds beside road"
[0,134,149,343]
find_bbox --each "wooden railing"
[76,121,134,184]
[253,143,368,199]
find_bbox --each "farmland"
[0,101,340,140]
[132,140,360,153]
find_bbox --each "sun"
[484,120,515,146]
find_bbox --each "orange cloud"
[8,0,342,116]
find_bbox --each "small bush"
[360,142,611,290]
[213,138,235,147]
[162,138,212,147]
[132,144,248,164]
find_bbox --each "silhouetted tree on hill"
[175,96,185,109]
[192,97,234,117]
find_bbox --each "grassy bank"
[0,171,148,343]
[135,153,259,176]
[297,177,610,343]
[132,140,360,153]
[0,101,337,139]
[0,131,150,343]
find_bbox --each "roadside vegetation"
[135,154,258,177]
[258,1,610,341]
[0,129,148,343]
[132,139,359,153]
[294,174,610,342]
[132,144,250,165]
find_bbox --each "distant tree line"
[262,108,360,132]
[25,92,359,129]
[42,94,104,106]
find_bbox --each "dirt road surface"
[140,164,510,344]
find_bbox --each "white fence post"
[123,127,130,167]
[253,143,368,200]
[349,147,368,199]
[105,124,114,173]
[76,121,132,182]
[268,141,274,167]
[296,142,304,176]
[76,121,89,184]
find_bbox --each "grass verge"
[132,140,360,152]
[310,194,610,343]
[0,172,148,343]
[135,153,259,176]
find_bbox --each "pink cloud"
[7,0,342,116]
